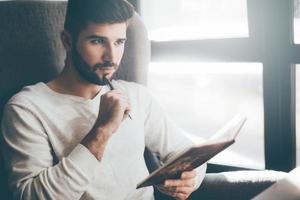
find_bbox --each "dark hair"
[64,0,134,38]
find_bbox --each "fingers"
[163,185,194,196]
[106,90,128,101]
[105,90,131,120]
[174,186,194,195]
[174,193,189,200]
[166,187,193,200]
[165,178,195,188]
[96,88,132,132]
[156,184,173,194]
[158,186,190,200]
[181,170,197,180]
[104,90,129,105]
[105,89,122,96]
[159,171,197,199]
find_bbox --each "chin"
[90,79,106,86]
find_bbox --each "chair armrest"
[190,170,287,200]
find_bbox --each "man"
[1,0,206,199]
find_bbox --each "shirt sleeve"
[141,86,207,190]
[1,103,100,200]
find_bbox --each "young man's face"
[71,22,127,85]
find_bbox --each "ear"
[61,30,73,53]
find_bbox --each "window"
[142,0,298,171]
[295,0,300,43]
[295,1,300,167]
[296,65,300,166]
[141,0,249,41]
[148,62,264,168]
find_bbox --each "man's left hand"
[155,170,197,200]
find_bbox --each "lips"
[92,63,117,71]
[95,68,116,78]
[97,68,115,75]
[98,67,114,70]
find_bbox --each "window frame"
[139,0,298,172]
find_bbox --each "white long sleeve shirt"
[1,80,206,200]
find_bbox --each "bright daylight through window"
[294,1,300,166]
[294,0,300,43]
[148,63,264,169]
[142,0,264,168]
[141,0,249,41]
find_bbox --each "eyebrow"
[85,35,126,41]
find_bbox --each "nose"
[103,44,116,63]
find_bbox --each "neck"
[47,57,102,99]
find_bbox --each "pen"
[104,76,132,120]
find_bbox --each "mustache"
[92,61,117,71]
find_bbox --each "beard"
[71,46,117,86]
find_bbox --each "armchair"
[0,1,286,200]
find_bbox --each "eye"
[115,39,126,46]
[90,38,105,45]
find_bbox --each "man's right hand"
[95,89,131,134]
[81,89,131,160]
